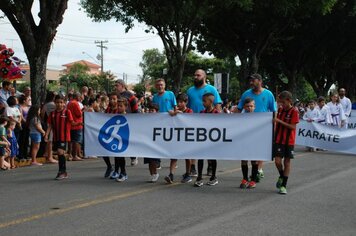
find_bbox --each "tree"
[139,48,166,82]
[59,63,116,93]
[0,1,68,106]
[196,0,338,92]
[81,0,212,94]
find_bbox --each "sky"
[0,0,164,84]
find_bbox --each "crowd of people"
[0,70,353,195]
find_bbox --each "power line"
[58,33,157,40]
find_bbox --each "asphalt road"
[1,147,356,236]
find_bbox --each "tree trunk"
[286,70,297,96]
[238,55,250,93]
[170,61,185,95]
[28,54,48,106]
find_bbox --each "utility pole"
[95,40,108,91]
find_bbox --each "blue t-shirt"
[238,89,277,112]
[187,84,222,113]
[152,91,177,112]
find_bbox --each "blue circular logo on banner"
[98,115,130,153]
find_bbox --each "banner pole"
[271,112,275,161]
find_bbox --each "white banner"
[296,120,356,155]
[84,112,273,160]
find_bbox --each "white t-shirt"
[5,106,21,122]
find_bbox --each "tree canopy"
[0,0,68,105]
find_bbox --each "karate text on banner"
[84,112,274,160]
[296,120,356,155]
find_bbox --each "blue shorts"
[30,133,42,143]
[71,129,83,144]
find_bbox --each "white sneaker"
[151,173,159,183]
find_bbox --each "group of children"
[302,93,348,128]
[0,98,48,170]
[94,88,299,195]
[0,86,301,195]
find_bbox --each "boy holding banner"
[239,98,259,189]
[194,93,220,187]
[274,91,299,195]
[102,92,128,182]
[169,93,194,183]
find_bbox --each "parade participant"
[303,100,320,122]
[339,88,352,129]
[187,69,222,177]
[151,78,178,183]
[144,103,160,182]
[111,97,129,182]
[315,96,331,125]
[169,93,193,183]
[239,97,258,189]
[102,92,123,180]
[237,74,276,181]
[194,93,220,187]
[274,91,299,195]
[44,94,80,180]
[115,79,139,166]
[327,93,346,128]
[303,100,320,152]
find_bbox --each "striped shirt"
[275,107,299,146]
[47,109,73,142]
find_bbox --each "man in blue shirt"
[152,78,177,113]
[0,81,12,106]
[237,73,277,181]
[187,69,222,176]
[187,69,222,113]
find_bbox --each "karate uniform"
[326,102,346,128]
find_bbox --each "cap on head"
[248,73,262,81]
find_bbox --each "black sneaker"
[104,167,113,178]
[190,169,198,177]
[164,174,174,184]
[55,172,68,180]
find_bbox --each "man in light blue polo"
[237,73,277,181]
[152,78,177,183]
[152,78,177,113]
[187,69,222,113]
[187,69,222,176]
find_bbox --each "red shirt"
[105,106,120,114]
[67,100,83,130]
[200,108,220,113]
[182,108,193,113]
[275,107,299,145]
[120,91,138,113]
[47,109,73,142]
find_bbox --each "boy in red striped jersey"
[45,94,82,180]
[273,91,299,194]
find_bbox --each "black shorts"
[143,158,161,164]
[53,142,68,151]
[273,144,295,159]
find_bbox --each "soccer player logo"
[98,115,130,153]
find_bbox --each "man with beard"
[187,69,222,177]
[237,73,277,182]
